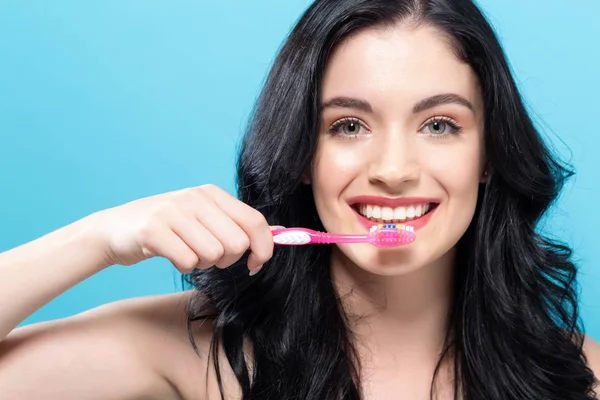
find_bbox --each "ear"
[301,172,311,185]
[480,164,490,183]
[301,164,312,184]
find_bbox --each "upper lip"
[348,195,440,208]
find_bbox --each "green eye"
[328,117,368,137]
[342,121,360,135]
[421,117,462,137]
[426,120,448,135]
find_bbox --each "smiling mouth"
[351,202,439,224]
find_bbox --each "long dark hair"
[186,0,597,398]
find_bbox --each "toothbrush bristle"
[371,223,415,247]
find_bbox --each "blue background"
[1,0,598,333]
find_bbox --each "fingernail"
[249,265,263,276]
[270,225,285,230]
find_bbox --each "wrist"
[70,212,114,272]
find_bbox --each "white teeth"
[415,204,422,217]
[356,203,433,222]
[393,207,406,220]
[372,206,382,219]
[381,207,394,220]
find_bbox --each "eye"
[421,117,462,137]
[327,117,369,138]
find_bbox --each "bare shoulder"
[583,334,600,378]
[583,334,600,399]
[0,290,216,400]
[114,290,240,400]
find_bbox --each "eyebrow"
[321,97,372,112]
[321,93,474,114]
[413,93,474,113]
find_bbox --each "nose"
[367,129,420,190]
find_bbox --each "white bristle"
[272,231,311,245]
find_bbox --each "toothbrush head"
[368,224,416,248]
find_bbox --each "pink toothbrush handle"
[323,234,371,244]
[271,226,415,247]
[270,228,360,245]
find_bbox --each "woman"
[0,0,598,399]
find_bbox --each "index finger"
[207,188,275,270]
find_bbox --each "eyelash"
[419,116,463,138]
[327,117,369,138]
[326,116,463,139]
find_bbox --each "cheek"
[423,141,482,237]
[310,142,365,224]
[312,142,364,192]
[423,139,483,192]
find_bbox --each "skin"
[0,23,598,400]
[310,23,486,398]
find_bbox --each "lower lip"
[351,205,438,231]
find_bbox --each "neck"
[330,248,456,359]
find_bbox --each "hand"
[89,184,274,274]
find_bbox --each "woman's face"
[310,23,485,275]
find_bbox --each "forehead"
[321,24,481,109]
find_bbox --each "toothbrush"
[271,224,415,248]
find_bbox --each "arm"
[0,217,181,399]
[0,185,272,399]
[0,216,107,341]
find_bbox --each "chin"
[333,242,427,277]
